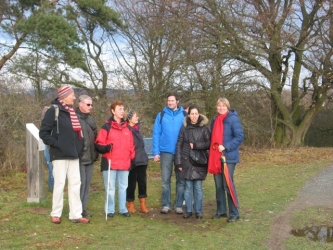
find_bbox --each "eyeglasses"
[83,103,93,107]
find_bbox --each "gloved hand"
[106,143,113,152]
[95,143,113,154]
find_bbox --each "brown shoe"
[51,217,61,224]
[139,198,149,214]
[70,217,90,223]
[127,201,136,213]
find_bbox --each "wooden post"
[26,123,45,203]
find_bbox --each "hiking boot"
[126,201,136,213]
[120,212,131,217]
[183,212,192,218]
[70,217,90,223]
[195,213,203,219]
[139,198,149,214]
[82,210,93,218]
[227,216,240,223]
[212,213,227,219]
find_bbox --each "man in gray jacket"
[76,95,98,218]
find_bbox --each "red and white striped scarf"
[59,100,83,139]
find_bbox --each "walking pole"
[106,156,111,221]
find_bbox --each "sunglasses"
[84,103,93,107]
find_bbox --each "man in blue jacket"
[152,93,187,214]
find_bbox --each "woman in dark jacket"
[175,105,211,219]
[208,97,244,223]
[125,110,149,214]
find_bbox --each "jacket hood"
[184,114,209,127]
[163,106,185,116]
[228,110,238,117]
[106,117,127,130]
[212,110,239,121]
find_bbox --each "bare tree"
[112,0,191,118]
[188,0,333,146]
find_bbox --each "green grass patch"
[0,148,332,249]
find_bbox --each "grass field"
[0,147,332,249]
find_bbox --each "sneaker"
[175,207,183,215]
[160,206,171,214]
[107,213,114,218]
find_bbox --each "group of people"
[39,85,244,224]
[153,93,244,222]
[94,100,149,218]
[39,85,149,224]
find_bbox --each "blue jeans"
[175,168,185,208]
[185,180,203,214]
[213,163,239,217]
[103,170,129,214]
[160,152,185,208]
[44,147,54,191]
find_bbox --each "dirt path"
[266,164,333,250]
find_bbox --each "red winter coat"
[95,118,135,171]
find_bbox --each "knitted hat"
[58,85,74,100]
[126,109,135,121]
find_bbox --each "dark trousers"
[126,165,148,201]
[79,163,94,211]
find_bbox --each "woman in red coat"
[95,100,135,217]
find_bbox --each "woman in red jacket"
[95,100,135,217]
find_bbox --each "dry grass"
[240,146,332,165]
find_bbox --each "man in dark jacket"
[39,85,89,224]
[76,95,98,218]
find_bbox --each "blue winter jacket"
[152,106,186,155]
[211,110,244,163]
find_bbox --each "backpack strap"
[52,104,59,134]
[105,123,111,137]
[159,110,165,124]
[159,109,187,124]
[52,104,59,121]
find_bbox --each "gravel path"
[266,164,333,250]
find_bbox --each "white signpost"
[26,123,46,203]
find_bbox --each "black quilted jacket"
[175,115,211,180]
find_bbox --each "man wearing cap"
[39,85,89,224]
